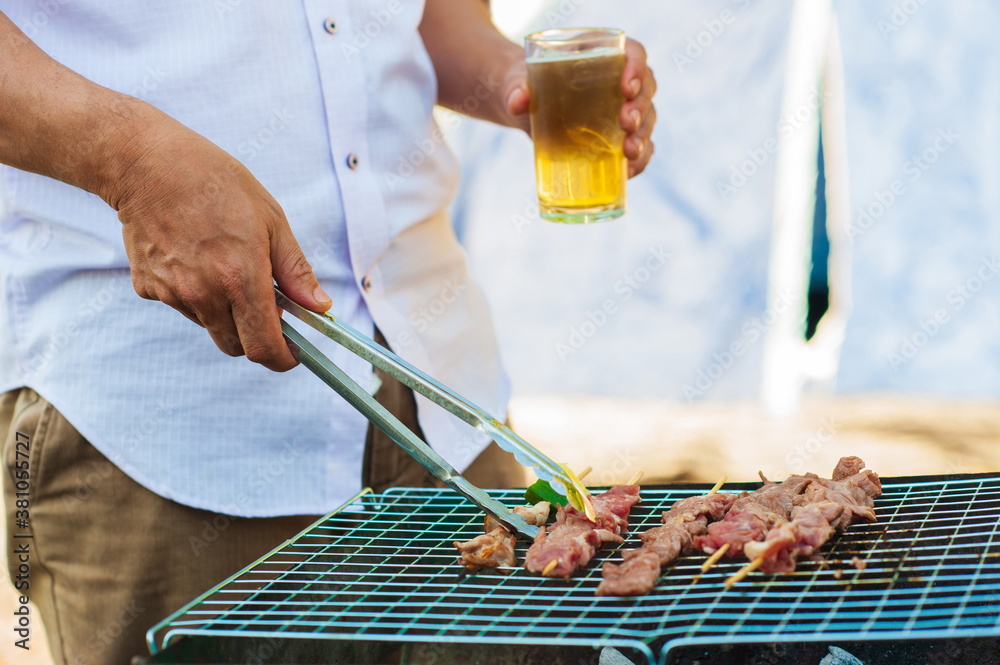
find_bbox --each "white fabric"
[832,0,1000,396]
[0,0,508,516]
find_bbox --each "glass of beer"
[525,28,627,224]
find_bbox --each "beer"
[526,31,626,223]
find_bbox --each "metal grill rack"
[147,475,1000,664]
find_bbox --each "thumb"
[506,81,530,119]
[271,225,331,313]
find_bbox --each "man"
[0,1,656,662]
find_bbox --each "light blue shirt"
[0,1,509,516]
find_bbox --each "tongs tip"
[559,464,596,521]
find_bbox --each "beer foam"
[526,46,623,63]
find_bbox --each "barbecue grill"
[143,473,1000,664]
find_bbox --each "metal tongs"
[275,287,593,539]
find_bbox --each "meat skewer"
[694,471,816,558]
[600,458,880,595]
[596,491,737,596]
[694,478,731,577]
[525,485,641,578]
[746,458,881,569]
[454,502,551,570]
[458,457,880,590]
[726,457,882,586]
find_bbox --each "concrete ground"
[3,394,999,665]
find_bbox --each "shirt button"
[346,153,360,170]
[361,276,372,291]
[323,18,338,34]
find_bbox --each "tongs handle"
[279,319,539,539]
[274,287,590,516]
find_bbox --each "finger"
[160,283,246,357]
[198,303,246,359]
[627,137,655,179]
[135,270,216,333]
[506,81,529,118]
[621,39,649,101]
[230,273,298,372]
[175,305,212,330]
[269,212,331,314]
[129,270,156,303]
[620,71,657,132]
[624,106,656,162]
[626,108,656,176]
[622,86,656,133]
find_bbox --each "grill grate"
[148,475,1000,664]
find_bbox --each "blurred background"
[4,1,1000,663]
[441,0,1000,489]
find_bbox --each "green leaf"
[524,479,566,518]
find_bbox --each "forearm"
[419,0,524,128]
[0,13,337,371]
[0,12,152,207]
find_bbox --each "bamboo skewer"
[626,470,644,486]
[542,559,559,576]
[577,466,593,480]
[725,555,766,588]
[692,477,732,580]
[708,476,727,495]
[699,543,731,573]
